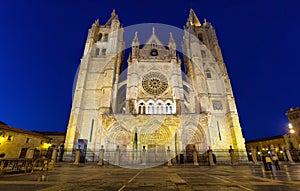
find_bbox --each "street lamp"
[0,136,5,144]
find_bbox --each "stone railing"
[0,158,51,175]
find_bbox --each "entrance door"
[186,144,196,163]
[19,148,27,158]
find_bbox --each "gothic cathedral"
[64,9,247,163]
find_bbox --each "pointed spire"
[132,32,140,46]
[105,9,119,26]
[111,9,116,17]
[203,18,208,26]
[169,32,176,58]
[168,32,176,47]
[93,19,99,26]
[188,8,201,27]
[152,26,155,35]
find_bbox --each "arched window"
[198,33,203,43]
[101,48,106,56]
[138,102,145,114]
[99,33,103,41]
[155,102,164,114]
[205,69,212,78]
[147,103,154,114]
[166,103,172,114]
[95,48,100,56]
[103,34,108,42]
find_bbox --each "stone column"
[285,148,294,163]
[193,150,198,166]
[251,146,258,165]
[51,147,58,164]
[167,146,172,166]
[73,149,81,165]
[115,145,120,166]
[142,146,146,165]
[207,146,215,166]
[229,145,235,165]
[97,145,104,166]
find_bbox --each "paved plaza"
[0,163,300,191]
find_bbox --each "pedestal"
[208,147,215,166]
[73,149,80,165]
[115,146,120,166]
[97,147,104,166]
[193,151,198,166]
[167,147,172,166]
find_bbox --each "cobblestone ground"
[0,163,300,191]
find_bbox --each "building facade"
[64,9,247,163]
[0,122,52,159]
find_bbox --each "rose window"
[142,72,168,96]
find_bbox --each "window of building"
[150,49,158,56]
[26,138,30,143]
[7,135,13,141]
[198,33,203,43]
[95,48,100,56]
[205,69,211,78]
[101,48,106,56]
[99,33,103,41]
[103,34,108,42]
[201,50,206,58]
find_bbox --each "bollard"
[285,149,294,163]
[229,145,235,165]
[167,146,172,166]
[251,146,258,165]
[207,146,215,166]
[115,145,120,166]
[97,146,104,166]
[73,149,81,165]
[193,151,199,166]
[142,146,146,165]
[50,147,58,167]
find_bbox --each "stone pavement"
[0,163,300,191]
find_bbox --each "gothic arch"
[105,123,131,150]
[180,121,207,151]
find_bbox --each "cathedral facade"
[64,9,247,163]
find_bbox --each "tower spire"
[132,32,140,46]
[188,8,201,27]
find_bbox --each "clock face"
[142,72,168,96]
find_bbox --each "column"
[141,146,146,165]
[285,148,294,163]
[207,146,215,166]
[193,150,199,166]
[73,149,80,165]
[229,145,235,165]
[97,145,105,166]
[51,147,58,164]
[251,146,258,165]
[115,145,120,166]
[167,146,172,166]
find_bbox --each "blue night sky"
[0,0,299,140]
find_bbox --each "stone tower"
[64,10,124,159]
[64,9,247,163]
[182,9,246,151]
